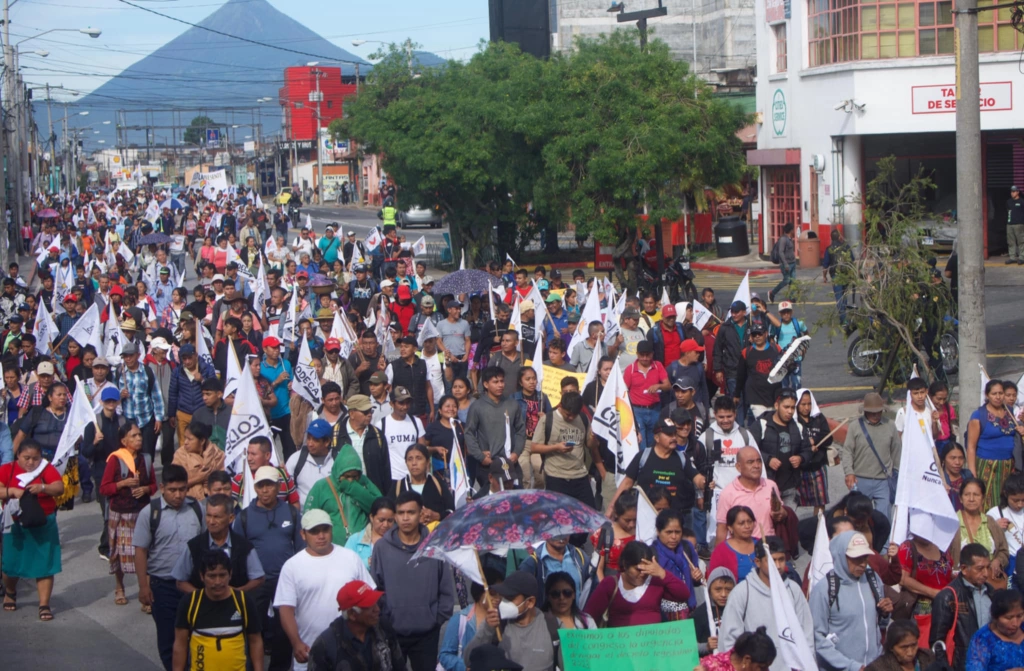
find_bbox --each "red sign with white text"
[911,82,1012,114]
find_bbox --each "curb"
[691,261,777,276]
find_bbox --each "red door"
[766,167,801,246]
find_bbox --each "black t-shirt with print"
[624,449,698,512]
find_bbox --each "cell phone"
[564,441,577,447]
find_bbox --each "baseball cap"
[212,274,225,283]
[447,299,463,308]
[778,301,794,312]
[392,386,412,402]
[353,263,367,272]
[37,361,55,376]
[863,392,886,413]
[62,294,77,304]
[537,279,549,291]
[347,230,357,237]
[380,279,395,288]
[324,338,341,352]
[672,379,696,391]
[178,344,196,357]
[550,269,562,279]
[336,580,384,611]
[149,337,171,351]
[661,304,677,317]
[421,295,435,307]
[122,342,140,356]
[18,303,29,311]
[369,372,389,385]
[749,323,767,335]
[845,532,873,558]
[398,336,417,347]
[347,395,372,412]
[109,285,125,297]
[9,315,23,324]
[730,301,747,312]
[494,571,539,600]
[519,299,534,312]
[397,285,412,300]
[254,466,281,484]
[679,338,704,353]
[544,294,561,304]
[422,275,435,286]
[306,419,333,439]
[1014,185,1021,191]
[92,356,111,368]
[653,418,677,435]
[262,336,282,348]
[101,387,121,402]
[296,270,309,279]
[159,267,171,274]
[622,308,640,320]
[301,509,333,531]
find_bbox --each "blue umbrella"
[159,198,186,211]
[432,269,501,297]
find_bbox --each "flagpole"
[810,418,850,452]
[474,550,502,642]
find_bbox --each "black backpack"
[149,498,203,545]
[825,567,885,612]
[292,443,341,482]
[770,238,783,265]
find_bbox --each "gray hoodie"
[718,561,813,671]
[808,531,884,671]
[370,525,455,637]
[464,392,526,461]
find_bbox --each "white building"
[750,0,1022,256]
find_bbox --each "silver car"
[398,205,443,229]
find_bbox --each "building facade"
[750,0,1024,256]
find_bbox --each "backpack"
[638,444,689,472]
[704,426,754,464]
[149,497,203,546]
[292,443,341,482]
[825,567,885,614]
[770,238,783,265]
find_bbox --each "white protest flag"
[766,545,818,671]
[294,336,324,409]
[365,226,382,251]
[66,303,105,354]
[530,336,545,387]
[460,249,466,271]
[509,295,523,351]
[660,286,671,310]
[104,301,128,364]
[87,203,97,226]
[808,512,834,594]
[411,236,427,257]
[980,364,990,408]
[224,345,243,399]
[692,300,713,331]
[416,317,441,349]
[733,271,751,309]
[487,282,497,322]
[195,322,214,370]
[890,400,959,550]
[240,453,257,510]
[584,333,602,389]
[635,486,658,544]
[304,213,313,231]
[505,252,516,268]
[503,411,513,459]
[35,301,58,356]
[278,287,298,342]
[527,279,545,308]
[255,192,264,210]
[450,425,470,510]
[593,357,640,482]
[224,366,278,470]
[144,199,160,223]
[568,280,602,359]
[51,381,99,475]
[253,261,268,319]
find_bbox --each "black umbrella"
[138,232,172,245]
[432,269,502,297]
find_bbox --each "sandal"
[3,590,15,612]
[114,589,128,606]
[38,605,53,621]
[140,603,152,614]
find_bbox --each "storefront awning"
[746,148,801,166]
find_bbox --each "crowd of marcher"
[1,184,1024,671]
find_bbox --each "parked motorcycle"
[664,253,699,303]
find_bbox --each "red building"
[279,66,356,141]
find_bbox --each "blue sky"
[8,0,489,100]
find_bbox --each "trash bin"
[798,234,820,269]
[714,216,749,258]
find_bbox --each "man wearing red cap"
[322,338,358,398]
[646,302,686,367]
[307,581,405,671]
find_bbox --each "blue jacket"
[512,391,552,432]
[437,604,479,671]
[167,359,217,416]
[0,422,13,465]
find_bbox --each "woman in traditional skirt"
[99,422,156,611]
[0,440,65,621]
[795,389,831,515]
[12,382,76,508]
[967,380,1024,510]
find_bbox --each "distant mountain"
[37,0,443,150]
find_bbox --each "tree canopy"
[333,32,748,286]
[184,115,218,146]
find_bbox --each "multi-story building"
[750,0,1023,256]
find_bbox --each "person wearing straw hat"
[840,392,901,520]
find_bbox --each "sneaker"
[1006,258,1017,264]
[98,550,110,561]
[767,290,774,304]
[81,492,94,504]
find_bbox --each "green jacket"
[303,444,382,545]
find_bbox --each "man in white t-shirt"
[703,397,762,545]
[373,386,426,480]
[274,509,374,671]
[420,337,445,404]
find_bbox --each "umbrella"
[138,232,172,245]
[412,490,608,557]
[37,208,60,219]
[160,198,186,211]
[432,269,503,297]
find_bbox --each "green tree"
[823,157,954,387]
[184,115,218,146]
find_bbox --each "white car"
[398,205,443,229]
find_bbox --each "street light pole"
[313,68,324,206]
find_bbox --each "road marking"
[987,353,1024,358]
[807,386,876,391]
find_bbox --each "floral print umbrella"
[412,490,609,560]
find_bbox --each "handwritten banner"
[559,620,700,671]
[536,364,586,408]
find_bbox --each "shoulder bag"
[859,418,897,503]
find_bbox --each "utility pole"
[4,0,23,276]
[954,0,984,414]
[312,68,324,205]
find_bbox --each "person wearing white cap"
[274,509,375,671]
[808,530,892,671]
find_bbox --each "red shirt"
[659,324,682,366]
[623,360,667,408]
[0,461,63,516]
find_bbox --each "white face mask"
[497,599,524,620]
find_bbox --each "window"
[774,24,788,72]
[808,0,1010,65]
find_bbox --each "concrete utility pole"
[312,68,324,205]
[954,0,984,411]
[3,0,21,273]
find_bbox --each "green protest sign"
[559,620,700,671]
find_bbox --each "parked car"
[398,205,443,229]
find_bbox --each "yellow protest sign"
[532,363,586,407]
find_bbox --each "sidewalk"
[692,252,778,276]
